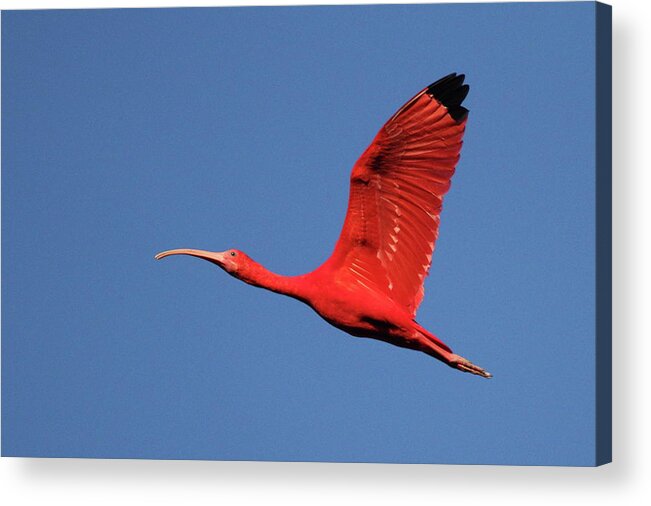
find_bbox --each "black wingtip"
[426,73,470,122]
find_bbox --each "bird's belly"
[307,286,411,339]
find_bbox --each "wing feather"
[327,74,469,316]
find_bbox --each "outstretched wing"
[327,73,469,317]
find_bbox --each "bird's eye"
[230,251,236,257]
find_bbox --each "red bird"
[156,73,490,378]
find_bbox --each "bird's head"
[155,248,252,279]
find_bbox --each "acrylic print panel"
[1,2,611,466]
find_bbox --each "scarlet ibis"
[156,73,490,378]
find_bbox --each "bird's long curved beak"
[155,248,226,265]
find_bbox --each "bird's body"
[157,73,491,378]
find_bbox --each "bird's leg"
[424,346,492,378]
[447,354,492,378]
[414,328,492,378]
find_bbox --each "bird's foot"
[449,354,492,379]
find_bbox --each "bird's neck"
[238,262,310,302]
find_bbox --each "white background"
[1,0,648,504]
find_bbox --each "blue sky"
[2,2,598,465]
